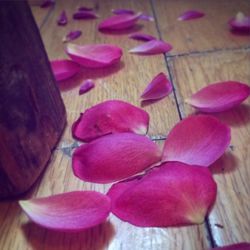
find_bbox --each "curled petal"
[73,133,161,183]
[73,10,99,19]
[72,100,149,142]
[50,59,81,81]
[129,40,172,55]
[229,12,250,32]
[129,33,156,41]
[79,79,95,95]
[19,191,111,231]
[62,30,82,43]
[40,0,55,8]
[162,115,231,167]
[178,10,205,21]
[112,9,135,15]
[141,72,172,101]
[57,11,67,26]
[186,81,250,113]
[66,43,122,68]
[211,243,250,250]
[108,162,217,227]
[139,14,154,22]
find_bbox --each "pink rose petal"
[57,11,67,26]
[50,59,81,81]
[129,40,172,55]
[40,0,55,8]
[79,79,95,95]
[141,72,173,101]
[229,12,250,33]
[98,13,142,31]
[72,100,149,142]
[66,43,123,68]
[162,115,231,167]
[211,243,250,250]
[178,10,205,21]
[73,10,99,19]
[62,30,82,43]
[129,33,156,41]
[139,14,154,22]
[186,81,250,113]
[72,133,161,183]
[112,8,135,15]
[19,191,111,232]
[108,162,217,227]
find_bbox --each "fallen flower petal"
[40,0,55,8]
[19,191,111,231]
[62,30,82,43]
[211,243,250,250]
[141,72,172,101]
[162,115,231,167]
[112,8,135,15]
[229,12,250,32]
[108,162,217,227]
[66,43,122,68]
[129,40,172,55]
[129,32,156,41]
[72,100,149,142]
[73,10,99,19]
[139,14,154,22]
[79,79,95,95]
[178,10,205,21]
[72,133,161,183]
[57,10,67,26]
[78,6,94,11]
[50,59,81,81]
[186,81,250,113]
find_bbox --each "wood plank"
[153,0,250,55]
[168,50,250,246]
[30,5,52,28]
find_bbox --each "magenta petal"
[229,12,250,32]
[73,10,99,19]
[66,43,122,68]
[186,81,250,113]
[178,10,205,21]
[50,59,81,81]
[19,191,111,232]
[72,100,149,142]
[108,162,217,227]
[40,0,55,8]
[112,8,135,15]
[139,14,154,22]
[129,40,172,55]
[62,30,82,43]
[72,133,161,183]
[79,79,95,95]
[141,72,172,101]
[162,115,231,167]
[57,11,67,26]
[212,243,250,250]
[129,33,156,41]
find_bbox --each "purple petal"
[62,30,82,43]
[78,6,94,11]
[57,11,67,26]
[73,10,99,20]
[178,10,205,21]
[139,14,154,22]
[129,33,156,41]
[111,9,135,15]
[40,0,55,8]
[229,12,250,32]
[79,79,95,95]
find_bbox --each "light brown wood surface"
[0,0,249,249]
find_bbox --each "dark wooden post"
[0,1,66,198]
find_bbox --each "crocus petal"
[98,13,142,31]
[108,162,217,227]
[211,243,250,250]
[50,59,81,81]
[72,100,149,142]
[19,191,111,232]
[139,14,154,22]
[162,115,231,167]
[112,8,135,15]
[72,133,161,183]
[66,43,122,68]
[229,12,250,32]
[78,6,94,11]
[79,79,95,95]
[178,10,205,21]
[73,10,99,19]
[129,33,156,41]
[129,40,172,55]
[62,30,82,43]
[186,81,250,113]
[57,11,67,26]
[40,0,55,8]
[141,72,172,101]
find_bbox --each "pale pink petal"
[98,13,142,31]
[229,12,250,32]
[40,0,55,8]
[141,72,173,101]
[129,40,172,55]
[212,243,250,250]
[62,30,82,43]
[72,133,161,183]
[79,79,95,95]
[186,81,250,113]
[178,10,205,21]
[112,9,135,15]
[129,33,156,41]
[162,115,231,167]
[108,162,217,227]
[73,10,99,19]
[50,59,81,81]
[66,43,123,68]
[19,191,111,232]
[57,11,67,26]
[139,14,154,22]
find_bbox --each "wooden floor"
[1,0,250,249]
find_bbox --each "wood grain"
[31,5,52,28]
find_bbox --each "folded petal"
[72,100,149,142]
[19,191,111,231]
[57,11,67,26]
[186,81,250,113]
[73,10,99,19]
[62,30,82,43]
[162,115,231,167]
[72,133,161,183]
[98,13,142,31]
[108,162,217,227]
[141,72,172,101]
[111,9,135,15]
[79,79,95,95]
[50,59,81,81]
[211,243,250,250]
[178,10,205,21]
[139,14,154,22]
[229,12,250,32]
[129,40,172,55]
[66,43,122,68]
[129,33,156,41]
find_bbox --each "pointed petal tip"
[178,10,205,21]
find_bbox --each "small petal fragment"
[129,40,172,55]
[79,79,95,95]
[141,72,172,101]
[78,6,94,11]
[186,81,250,113]
[57,11,67,26]
[40,0,55,8]
[50,59,81,81]
[129,33,156,41]
[112,9,135,15]
[19,191,111,231]
[162,115,231,167]
[62,30,82,43]
[73,10,99,20]
[178,10,205,21]
[66,43,122,68]
[108,162,217,227]
[229,12,250,32]
[72,133,161,183]
[139,14,154,22]
[72,100,149,142]
[211,243,250,250]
